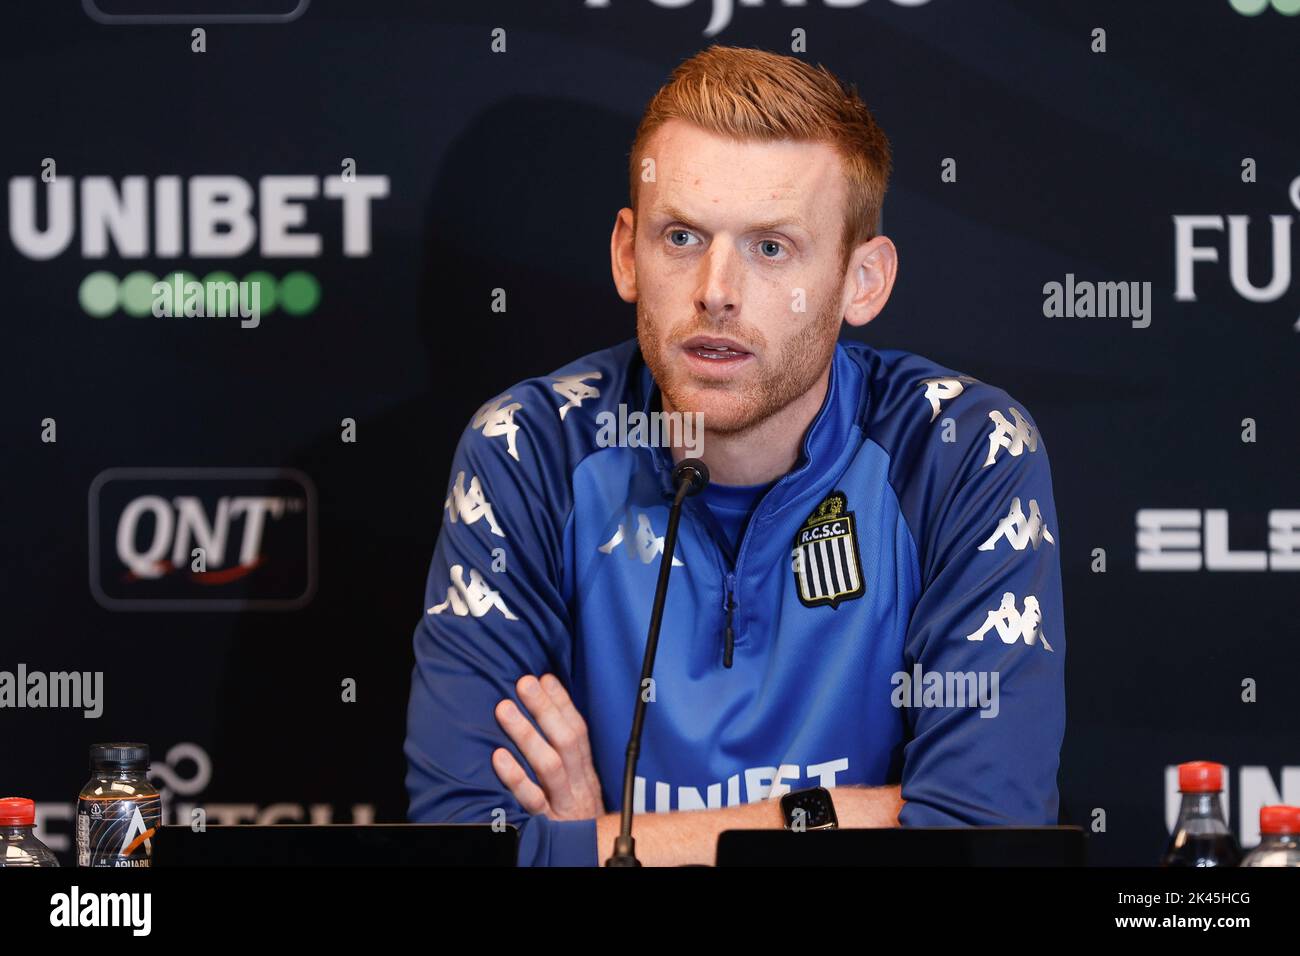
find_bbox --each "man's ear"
[842,235,898,329]
[610,207,639,303]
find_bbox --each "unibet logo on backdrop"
[6,171,389,326]
[89,467,317,611]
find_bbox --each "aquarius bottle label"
[77,794,161,867]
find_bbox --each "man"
[405,45,1066,866]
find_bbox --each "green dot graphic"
[1229,0,1269,14]
[202,271,238,316]
[279,271,321,315]
[243,271,277,314]
[79,272,118,318]
[120,271,158,317]
[1272,0,1300,15]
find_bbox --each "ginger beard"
[636,291,842,437]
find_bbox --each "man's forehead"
[644,121,843,220]
[663,157,800,201]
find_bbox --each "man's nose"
[695,242,740,319]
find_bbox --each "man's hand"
[492,674,606,821]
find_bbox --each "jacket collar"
[633,340,868,513]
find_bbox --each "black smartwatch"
[780,786,838,831]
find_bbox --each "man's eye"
[668,229,698,248]
[757,239,786,259]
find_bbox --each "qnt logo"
[89,468,317,610]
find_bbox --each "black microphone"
[605,457,709,866]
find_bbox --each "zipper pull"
[723,573,736,668]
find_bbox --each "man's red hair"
[628,44,893,270]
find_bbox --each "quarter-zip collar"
[634,340,868,514]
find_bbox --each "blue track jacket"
[405,338,1067,865]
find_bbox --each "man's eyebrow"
[650,203,811,235]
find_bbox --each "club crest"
[791,490,865,609]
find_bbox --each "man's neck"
[667,361,832,487]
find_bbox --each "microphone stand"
[605,458,709,866]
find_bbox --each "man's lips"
[677,336,754,376]
[679,336,753,360]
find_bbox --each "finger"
[494,697,567,795]
[514,677,597,815]
[538,673,594,765]
[536,675,603,814]
[491,747,549,816]
[515,676,584,775]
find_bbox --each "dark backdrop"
[2,0,1297,865]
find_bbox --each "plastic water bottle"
[1161,760,1242,867]
[0,797,60,866]
[77,742,161,867]
[1241,805,1300,867]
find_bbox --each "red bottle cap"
[0,797,36,826]
[1178,761,1224,793]
[1259,805,1300,835]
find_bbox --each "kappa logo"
[444,471,505,538]
[979,497,1056,552]
[598,511,684,566]
[966,592,1052,651]
[791,491,865,609]
[918,375,978,423]
[983,408,1038,467]
[472,395,523,461]
[552,371,602,420]
[427,564,518,620]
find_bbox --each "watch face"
[782,788,836,830]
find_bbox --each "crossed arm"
[492,673,905,867]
